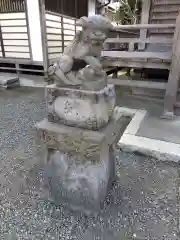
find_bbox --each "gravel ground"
[0,88,179,240]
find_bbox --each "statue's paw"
[48,65,56,76]
[58,55,73,73]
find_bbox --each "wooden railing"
[112,23,175,30]
[0,0,25,13]
[105,37,172,52]
[104,23,174,59]
[105,23,175,51]
[102,23,175,71]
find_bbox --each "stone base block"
[35,109,131,215]
[44,148,114,215]
[0,75,20,89]
[161,111,176,120]
[46,84,116,130]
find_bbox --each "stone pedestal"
[35,84,132,215]
[36,115,131,214]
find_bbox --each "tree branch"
[97,0,112,10]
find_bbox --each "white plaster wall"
[88,0,96,16]
[26,0,43,62]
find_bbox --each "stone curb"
[119,134,180,163]
[19,79,47,88]
[118,108,180,163]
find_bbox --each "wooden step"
[108,77,166,89]
[149,28,174,34]
[151,19,176,24]
[151,12,177,20]
[153,0,180,5]
[152,4,180,12]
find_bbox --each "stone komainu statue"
[48,15,113,91]
[35,15,132,216]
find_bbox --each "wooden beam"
[163,11,180,117]
[108,77,166,90]
[0,66,43,73]
[153,0,180,5]
[106,67,124,75]
[0,25,5,58]
[0,58,43,66]
[139,0,151,50]
[112,23,175,30]
[101,51,171,61]
[105,37,173,44]
[102,59,170,70]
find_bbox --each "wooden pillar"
[39,0,49,79]
[163,11,180,119]
[139,0,151,50]
[25,0,33,61]
[0,25,5,57]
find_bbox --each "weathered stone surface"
[0,75,19,85]
[44,148,114,215]
[36,112,131,159]
[0,74,19,89]
[46,84,116,130]
[36,119,102,164]
[48,15,112,90]
[35,111,131,214]
[35,15,131,216]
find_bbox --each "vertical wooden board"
[0,0,25,13]
[164,11,180,114]
[139,0,151,50]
